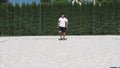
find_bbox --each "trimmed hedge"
[0,2,120,36]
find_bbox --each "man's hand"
[66,26,68,29]
[57,26,59,29]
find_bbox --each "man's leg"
[59,31,63,39]
[58,27,63,39]
[63,32,66,40]
[63,27,67,40]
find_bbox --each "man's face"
[62,14,64,18]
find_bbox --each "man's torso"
[59,17,68,27]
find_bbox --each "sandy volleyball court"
[0,36,120,68]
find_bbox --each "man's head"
[61,13,65,18]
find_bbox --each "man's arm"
[66,22,68,28]
[58,21,60,27]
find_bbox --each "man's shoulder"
[64,17,68,20]
[64,17,67,19]
[59,17,62,19]
[59,17,68,20]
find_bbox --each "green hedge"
[0,2,120,36]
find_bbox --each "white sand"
[0,36,120,68]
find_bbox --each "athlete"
[58,13,68,40]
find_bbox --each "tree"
[0,0,8,5]
[41,0,50,3]
[93,0,120,6]
[41,0,70,3]
[97,0,120,4]
[53,0,68,2]
[13,3,21,35]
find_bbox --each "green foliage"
[0,0,8,5]
[41,0,51,3]
[0,3,14,36]
[0,2,120,36]
[97,0,120,5]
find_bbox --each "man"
[58,13,68,40]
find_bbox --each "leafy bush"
[0,2,120,36]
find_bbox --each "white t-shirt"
[58,17,68,27]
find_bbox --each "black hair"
[61,12,64,15]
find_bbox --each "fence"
[0,2,120,36]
